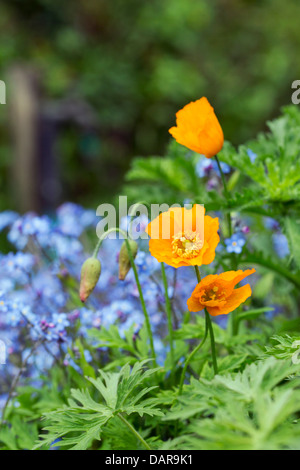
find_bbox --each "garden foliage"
[0,105,300,450]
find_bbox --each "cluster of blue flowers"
[0,204,202,408]
[0,195,287,411]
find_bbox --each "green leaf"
[284,217,300,269]
[35,360,163,450]
[164,358,300,450]
[236,307,274,324]
[265,334,300,361]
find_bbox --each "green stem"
[215,155,232,238]
[94,227,157,366]
[194,266,218,376]
[117,413,151,450]
[204,309,218,375]
[215,154,238,336]
[124,239,157,367]
[194,265,201,283]
[160,263,175,369]
[178,321,208,395]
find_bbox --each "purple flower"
[241,226,250,234]
[264,217,280,231]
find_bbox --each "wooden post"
[8,65,41,213]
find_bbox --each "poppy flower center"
[201,285,226,302]
[172,230,203,259]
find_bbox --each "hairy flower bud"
[118,240,138,281]
[80,257,101,302]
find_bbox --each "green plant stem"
[215,155,232,238]
[93,227,157,366]
[178,321,208,395]
[160,262,175,369]
[204,309,218,375]
[215,154,238,335]
[117,413,151,450]
[195,266,218,375]
[215,155,237,266]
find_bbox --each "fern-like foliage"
[163,358,300,450]
[265,335,300,361]
[284,216,300,270]
[219,106,300,202]
[125,147,205,203]
[34,360,163,450]
[88,324,150,369]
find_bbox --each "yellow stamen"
[172,230,203,259]
[201,284,226,302]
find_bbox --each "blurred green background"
[0,0,299,212]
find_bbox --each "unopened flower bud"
[80,257,101,302]
[119,240,138,280]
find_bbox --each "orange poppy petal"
[206,284,252,316]
[183,204,205,233]
[168,97,224,158]
[187,295,205,312]
[201,216,220,265]
[146,205,219,268]
[169,127,202,154]
[149,238,173,260]
[219,269,256,288]
[201,299,227,308]
[190,274,219,293]
[197,114,224,158]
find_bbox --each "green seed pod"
[118,240,138,281]
[80,257,101,302]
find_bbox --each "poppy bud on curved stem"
[119,240,138,281]
[79,257,101,302]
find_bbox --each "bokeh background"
[0,0,299,213]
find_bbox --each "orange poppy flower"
[187,269,256,316]
[169,97,224,158]
[145,204,219,268]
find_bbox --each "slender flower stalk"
[178,320,208,395]
[93,227,157,367]
[194,266,218,375]
[215,154,232,238]
[160,262,175,369]
[204,309,218,375]
[215,154,238,335]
